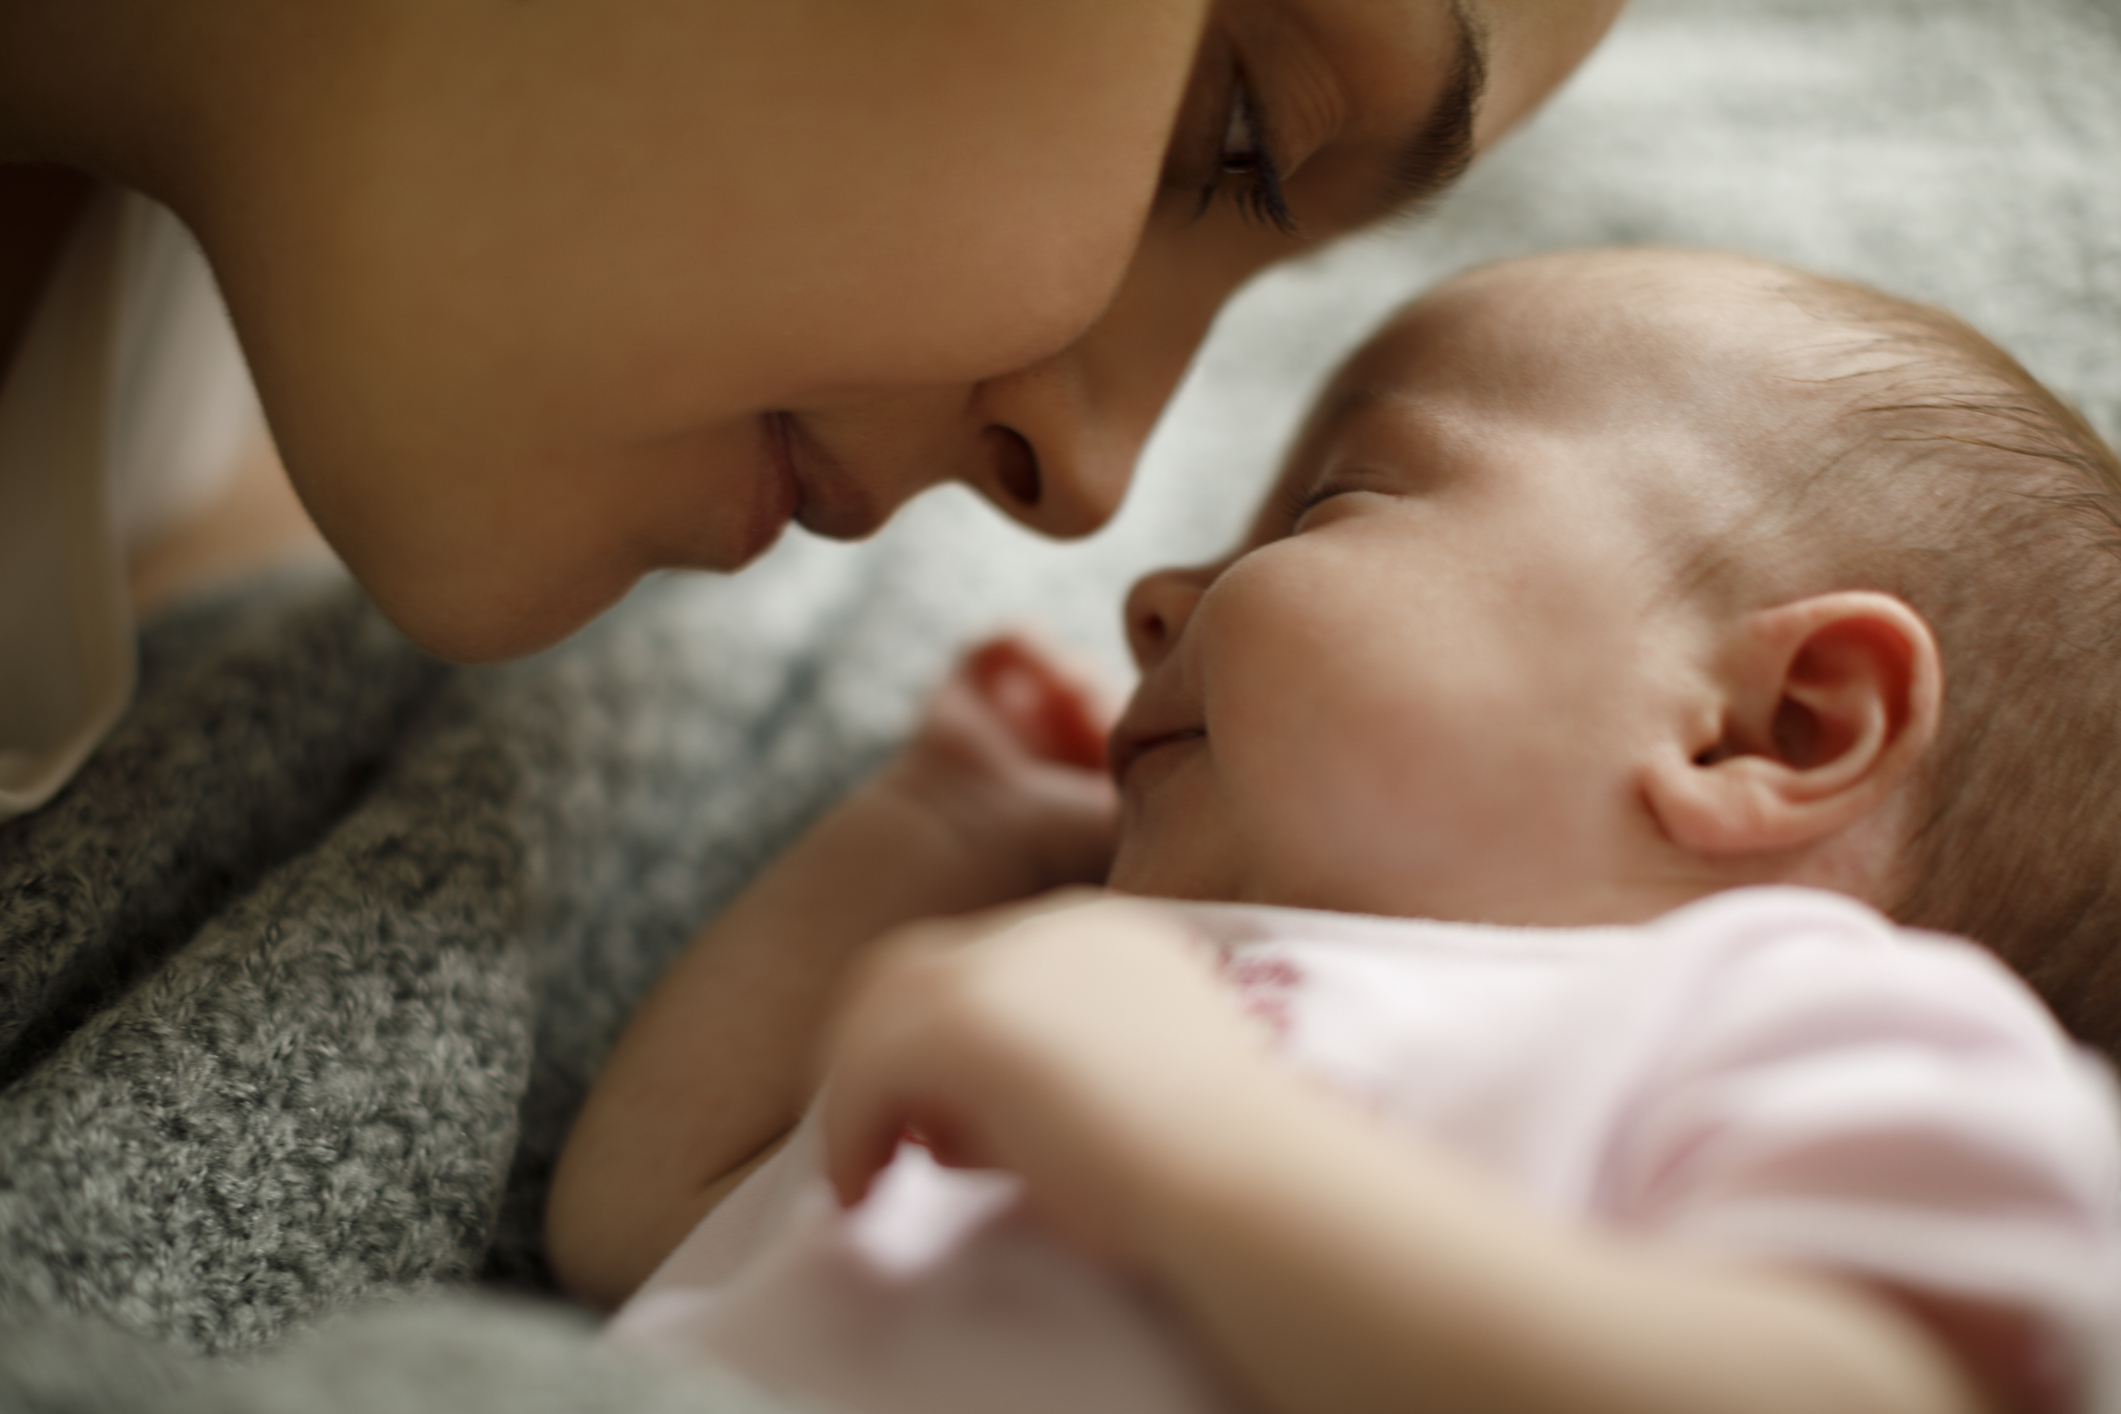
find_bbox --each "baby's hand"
[873,634,1121,901]
[819,893,1276,1267]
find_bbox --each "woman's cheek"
[880,192,1147,386]
[749,3,1194,398]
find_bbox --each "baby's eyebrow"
[1316,382,1406,428]
[1373,0,1486,218]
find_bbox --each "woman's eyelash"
[1205,80,1298,236]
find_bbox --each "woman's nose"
[964,360,1137,538]
[966,215,1258,539]
[1123,565,1209,670]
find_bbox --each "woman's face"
[195,0,1621,661]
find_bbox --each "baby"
[548,250,2121,1414]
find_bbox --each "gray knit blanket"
[3,0,2116,1407]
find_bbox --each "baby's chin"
[1103,839,1255,908]
[1103,842,1196,902]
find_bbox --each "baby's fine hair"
[1731,273,2121,1062]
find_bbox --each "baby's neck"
[1213,853,1892,932]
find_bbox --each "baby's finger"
[964,634,1115,771]
[817,1077,906,1208]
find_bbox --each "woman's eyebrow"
[1375,0,1487,217]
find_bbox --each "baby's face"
[1108,252,1807,923]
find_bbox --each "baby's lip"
[1108,719,1206,787]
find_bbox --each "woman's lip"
[773,413,884,540]
[748,412,805,562]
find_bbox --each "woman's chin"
[362,559,639,665]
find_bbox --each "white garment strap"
[0,191,131,817]
[0,192,259,818]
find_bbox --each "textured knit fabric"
[0,1296,819,1414]
[0,562,906,1411]
[610,891,2121,1414]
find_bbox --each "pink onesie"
[608,887,2121,1413]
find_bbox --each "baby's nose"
[1123,567,1207,669]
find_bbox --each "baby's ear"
[1644,592,1941,857]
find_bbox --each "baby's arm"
[546,636,1118,1310]
[821,901,2002,1414]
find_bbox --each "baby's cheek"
[1210,702,1377,901]
[1235,676,1487,909]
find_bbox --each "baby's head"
[1108,248,2121,1055]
